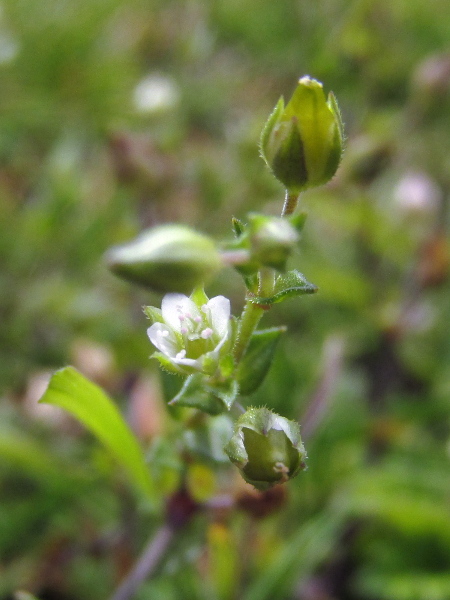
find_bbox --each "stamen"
[201,327,213,339]
[180,327,188,335]
[194,316,202,323]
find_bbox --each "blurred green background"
[1,0,450,598]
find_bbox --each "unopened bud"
[225,407,307,490]
[260,76,344,193]
[106,225,222,294]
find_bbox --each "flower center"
[175,303,216,359]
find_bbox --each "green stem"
[281,191,299,217]
[233,267,276,364]
[234,187,294,366]
[258,267,275,298]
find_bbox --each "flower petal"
[148,323,180,357]
[204,296,230,338]
[207,328,231,364]
[161,293,202,332]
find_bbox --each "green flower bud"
[248,214,299,271]
[225,407,307,490]
[260,76,344,193]
[105,225,222,294]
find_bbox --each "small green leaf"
[39,367,158,506]
[208,378,239,411]
[248,270,318,305]
[237,327,286,395]
[169,374,238,414]
[169,374,227,415]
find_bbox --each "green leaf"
[169,374,226,415]
[208,378,239,411]
[242,508,346,600]
[248,270,318,305]
[237,326,286,395]
[39,367,158,507]
[169,374,238,415]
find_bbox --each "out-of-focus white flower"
[0,4,19,64]
[147,293,232,376]
[394,171,440,215]
[133,74,179,114]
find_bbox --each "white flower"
[147,293,232,375]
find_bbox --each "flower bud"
[260,76,344,193]
[105,225,222,294]
[225,407,307,490]
[248,214,299,271]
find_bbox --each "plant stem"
[281,191,299,217]
[234,188,297,365]
[233,267,276,364]
[258,267,275,298]
[108,524,175,600]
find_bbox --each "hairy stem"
[281,191,300,217]
[234,187,297,366]
[258,267,276,298]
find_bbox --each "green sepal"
[289,211,308,234]
[143,305,164,324]
[232,217,246,237]
[244,273,259,293]
[152,351,186,376]
[190,286,209,306]
[260,96,285,159]
[237,326,286,395]
[328,91,345,141]
[219,354,235,379]
[168,374,239,415]
[248,270,318,305]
